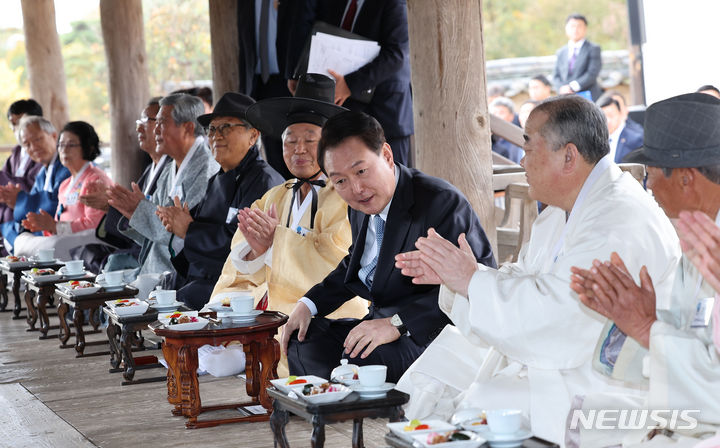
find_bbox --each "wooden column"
[21,0,69,132]
[406,0,496,250]
[209,0,240,102]
[100,0,150,187]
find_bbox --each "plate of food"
[387,420,458,441]
[105,298,149,316]
[269,375,328,395]
[292,382,353,404]
[158,311,207,331]
[412,430,486,448]
[58,280,101,296]
[22,267,62,281]
[1,255,33,268]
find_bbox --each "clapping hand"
[156,196,192,238]
[107,182,145,219]
[22,209,57,234]
[236,203,279,260]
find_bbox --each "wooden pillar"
[21,0,69,132]
[100,0,150,187]
[209,0,240,102]
[406,0,496,250]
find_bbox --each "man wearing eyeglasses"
[0,115,70,252]
[108,93,219,277]
[155,92,283,309]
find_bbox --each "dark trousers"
[387,135,411,168]
[287,317,425,383]
[252,74,293,180]
[177,278,215,311]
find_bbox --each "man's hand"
[156,196,192,238]
[559,84,574,94]
[395,250,442,285]
[280,302,312,356]
[79,180,110,211]
[343,318,400,359]
[237,204,279,260]
[22,209,57,234]
[570,252,656,348]
[107,182,145,219]
[397,228,478,296]
[287,79,298,95]
[0,183,22,207]
[677,210,720,293]
[327,69,351,106]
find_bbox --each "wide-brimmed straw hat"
[623,92,720,167]
[197,92,255,127]
[246,73,347,138]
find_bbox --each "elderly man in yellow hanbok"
[208,74,368,375]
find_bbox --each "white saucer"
[97,281,125,292]
[474,427,532,448]
[351,382,395,398]
[227,310,263,322]
[59,268,87,279]
[150,301,184,311]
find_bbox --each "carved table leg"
[244,340,261,398]
[178,344,201,425]
[25,289,37,330]
[311,416,326,448]
[389,405,406,422]
[57,302,73,347]
[162,340,183,416]
[88,306,100,331]
[352,418,364,448]
[120,323,137,382]
[38,289,52,339]
[12,272,23,319]
[270,401,290,448]
[254,337,280,411]
[107,323,122,370]
[0,271,8,311]
[73,306,87,356]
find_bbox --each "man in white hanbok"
[394,95,681,446]
[571,92,720,447]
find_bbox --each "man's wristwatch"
[390,313,407,336]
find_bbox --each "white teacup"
[230,294,254,314]
[358,365,387,388]
[149,289,176,305]
[36,248,54,262]
[486,409,523,434]
[98,270,124,287]
[64,260,84,275]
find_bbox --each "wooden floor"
[0,305,392,447]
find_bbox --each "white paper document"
[307,32,380,76]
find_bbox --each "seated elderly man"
[207,75,369,374]
[282,110,495,384]
[0,100,44,242]
[394,95,680,445]
[0,116,71,253]
[109,93,219,277]
[571,93,720,447]
[156,92,283,310]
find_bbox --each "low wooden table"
[104,304,189,386]
[149,311,288,429]
[0,260,63,319]
[55,285,139,357]
[24,272,95,338]
[268,387,409,448]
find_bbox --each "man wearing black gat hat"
[571,92,720,445]
[209,74,369,376]
[157,92,284,310]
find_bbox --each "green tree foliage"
[482,0,629,60]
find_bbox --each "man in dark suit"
[598,96,643,163]
[281,111,494,382]
[551,14,603,101]
[237,0,294,180]
[286,0,414,167]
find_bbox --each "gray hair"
[531,95,609,164]
[490,96,515,114]
[661,165,720,185]
[18,115,56,135]
[159,93,205,137]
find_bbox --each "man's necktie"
[341,0,358,31]
[568,46,578,76]
[359,215,385,289]
[259,0,271,84]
